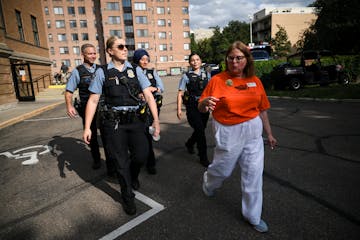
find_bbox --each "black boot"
[122,197,136,215]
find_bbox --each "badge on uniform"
[147,73,153,79]
[127,69,135,78]
[246,82,257,87]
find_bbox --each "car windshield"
[251,50,269,60]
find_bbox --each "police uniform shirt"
[89,61,150,94]
[135,66,165,93]
[178,69,211,91]
[66,63,98,93]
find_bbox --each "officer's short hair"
[81,43,95,54]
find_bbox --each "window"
[136,29,148,37]
[71,33,79,41]
[78,7,86,14]
[52,60,57,68]
[108,16,120,24]
[169,31,172,39]
[80,20,87,28]
[182,7,189,14]
[46,20,51,28]
[157,7,165,14]
[158,32,166,39]
[57,34,67,41]
[159,56,168,62]
[169,43,173,50]
[136,16,147,24]
[50,47,55,55]
[107,2,120,10]
[73,46,80,55]
[68,6,75,15]
[62,59,71,67]
[183,19,189,27]
[74,59,82,66]
[15,10,24,41]
[184,43,190,50]
[183,31,190,38]
[122,0,131,7]
[31,15,40,46]
[126,38,135,45]
[167,19,171,27]
[55,20,65,28]
[59,47,69,54]
[82,33,89,40]
[157,19,165,26]
[48,33,53,42]
[110,30,122,37]
[159,44,167,51]
[69,20,77,28]
[134,3,146,10]
[54,7,64,15]
[44,7,49,15]
[125,25,133,33]
[124,13,132,21]
[167,7,171,14]
[137,42,149,49]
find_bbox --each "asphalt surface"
[0,76,360,240]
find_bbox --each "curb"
[0,101,64,130]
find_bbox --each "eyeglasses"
[116,44,128,50]
[226,55,246,62]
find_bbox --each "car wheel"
[289,78,301,90]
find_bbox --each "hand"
[177,109,182,120]
[83,128,92,144]
[66,106,78,118]
[201,96,219,112]
[149,86,158,93]
[267,135,277,150]
[152,120,160,138]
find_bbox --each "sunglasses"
[226,55,246,62]
[116,44,128,50]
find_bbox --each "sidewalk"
[0,85,66,130]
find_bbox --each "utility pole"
[94,0,106,64]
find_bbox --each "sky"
[189,0,315,29]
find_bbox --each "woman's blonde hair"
[225,41,255,77]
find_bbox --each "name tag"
[247,82,257,87]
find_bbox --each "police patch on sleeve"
[127,69,135,78]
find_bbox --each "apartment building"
[0,0,51,105]
[252,7,317,47]
[42,0,191,76]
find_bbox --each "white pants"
[204,116,264,225]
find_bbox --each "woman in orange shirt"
[198,41,277,233]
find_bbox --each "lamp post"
[248,15,253,45]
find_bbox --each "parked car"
[271,50,349,90]
[251,49,271,61]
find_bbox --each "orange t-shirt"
[199,71,270,125]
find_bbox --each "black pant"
[185,102,210,161]
[79,107,115,172]
[102,118,148,200]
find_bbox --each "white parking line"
[24,116,70,121]
[99,191,165,240]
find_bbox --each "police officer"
[132,49,164,175]
[65,43,115,175]
[83,36,160,215]
[177,53,210,167]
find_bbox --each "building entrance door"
[11,63,35,101]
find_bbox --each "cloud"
[189,0,315,29]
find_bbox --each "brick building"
[42,0,191,76]
[0,0,52,106]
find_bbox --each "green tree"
[222,20,250,44]
[271,25,292,57]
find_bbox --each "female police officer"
[83,36,160,215]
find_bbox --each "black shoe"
[200,158,210,167]
[147,166,157,175]
[132,179,140,190]
[185,142,195,154]
[122,198,136,215]
[92,161,101,170]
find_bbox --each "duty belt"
[102,109,138,127]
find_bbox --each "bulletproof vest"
[185,71,209,97]
[102,66,142,107]
[145,69,156,87]
[77,64,100,103]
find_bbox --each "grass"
[266,83,360,100]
